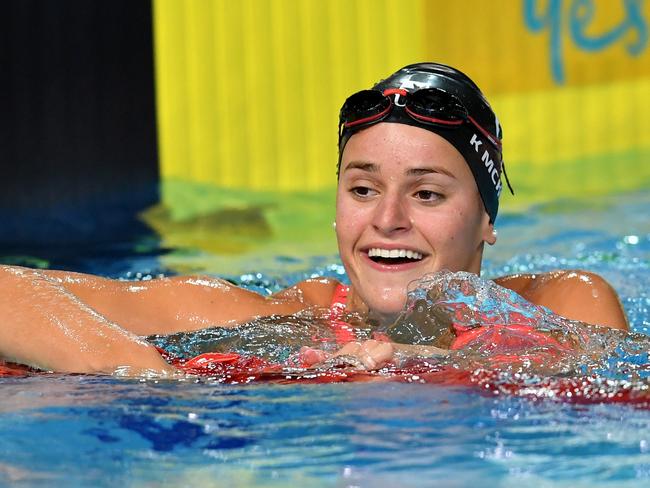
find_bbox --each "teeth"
[367,248,423,260]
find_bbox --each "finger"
[361,341,395,368]
[357,341,387,369]
[336,340,394,370]
[299,346,330,367]
[331,342,362,358]
[325,340,396,370]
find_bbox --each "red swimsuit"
[328,283,356,343]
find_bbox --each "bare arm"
[0,266,175,374]
[495,270,629,331]
[43,270,338,336]
[0,262,339,373]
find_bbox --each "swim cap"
[338,62,511,223]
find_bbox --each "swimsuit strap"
[328,284,392,344]
[330,282,349,309]
[329,283,356,344]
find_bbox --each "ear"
[481,216,497,246]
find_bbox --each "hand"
[300,339,395,370]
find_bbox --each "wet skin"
[336,123,496,325]
[0,122,629,374]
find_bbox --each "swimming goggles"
[339,87,502,150]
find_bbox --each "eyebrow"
[344,161,455,179]
[343,161,379,173]
[406,166,455,179]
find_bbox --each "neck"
[367,310,400,329]
[345,287,402,329]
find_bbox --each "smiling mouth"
[367,248,424,265]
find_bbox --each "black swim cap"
[338,62,510,223]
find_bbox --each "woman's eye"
[351,186,376,197]
[414,190,441,201]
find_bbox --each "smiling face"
[336,122,496,322]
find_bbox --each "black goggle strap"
[467,115,502,150]
[501,159,515,195]
[468,117,513,195]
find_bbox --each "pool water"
[1,191,649,487]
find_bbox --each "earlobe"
[484,223,497,245]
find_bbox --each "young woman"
[0,63,628,375]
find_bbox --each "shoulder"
[495,269,629,330]
[272,277,342,309]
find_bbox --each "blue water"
[1,191,649,487]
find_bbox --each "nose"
[372,191,412,235]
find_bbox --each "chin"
[366,295,407,320]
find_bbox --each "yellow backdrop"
[148,0,649,269]
[153,0,650,205]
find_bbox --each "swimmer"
[0,62,628,375]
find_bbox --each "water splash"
[144,271,650,405]
[149,309,373,364]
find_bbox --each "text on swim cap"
[394,76,434,106]
[470,133,502,195]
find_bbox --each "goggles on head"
[338,87,502,150]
